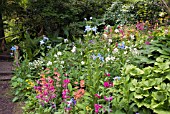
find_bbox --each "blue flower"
[92,54,97,60]
[43,35,49,41]
[97,53,104,62]
[113,76,121,80]
[97,53,102,58]
[10,46,16,51]
[118,41,125,49]
[71,98,76,106]
[84,25,91,32]
[67,98,76,108]
[92,26,97,33]
[40,40,45,45]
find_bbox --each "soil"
[0,51,23,114]
[0,81,23,114]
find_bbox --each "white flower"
[40,40,45,45]
[110,56,115,61]
[165,29,168,34]
[90,17,92,20]
[124,51,128,55]
[57,52,62,56]
[108,39,112,43]
[81,61,85,65]
[103,34,108,39]
[130,34,135,39]
[43,35,49,41]
[107,48,110,52]
[64,39,68,43]
[84,18,87,21]
[54,54,58,58]
[159,12,164,17]
[105,57,111,62]
[114,29,119,33]
[61,61,64,64]
[71,46,76,53]
[47,61,52,66]
[113,48,118,53]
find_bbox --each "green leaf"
[114,110,126,114]
[134,93,143,99]
[153,109,170,114]
[12,97,19,102]
[152,92,167,102]
[76,103,86,110]
[67,83,72,92]
[54,112,63,114]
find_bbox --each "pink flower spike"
[104,96,113,102]
[94,104,103,114]
[63,79,70,84]
[95,94,101,99]
[145,41,150,45]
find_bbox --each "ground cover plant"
[11,16,170,114]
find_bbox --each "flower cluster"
[92,53,104,62]
[74,80,85,100]
[28,57,44,69]
[34,76,56,105]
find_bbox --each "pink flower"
[136,22,144,30]
[63,79,70,84]
[104,82,110,88]
[105,73,110,77]
[145,41,150,45]
[104,82,114,88]
[95,94,101,99]
[62,89,70,99]
[94,104,102,114]
[104,96,113,101]
[63,79,70,88]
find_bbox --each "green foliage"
[122,30,170,113]
[103,0,168,26]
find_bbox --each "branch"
[161,0,170,14]
[0,29,28,40]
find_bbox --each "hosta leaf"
[152,92,167,102]
[153,109,170,114]
[134,93,143,99]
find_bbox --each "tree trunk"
[0,11,6,51]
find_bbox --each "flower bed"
[11,20,170,113]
